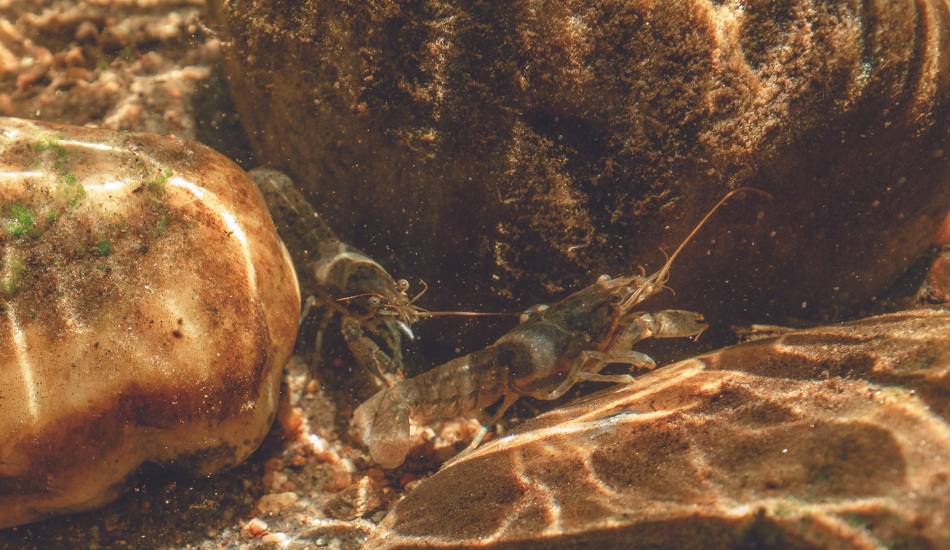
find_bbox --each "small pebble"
[264,472,289,492]
[279,406,305,438]
[280,481,297,492]
[246,518,268,537]
[315,450,341,464]
[256,492,299,515]
[262,532,288,544]
[324,466,353,492]
[264,458,285,472]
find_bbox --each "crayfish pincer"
[352,188,772,469]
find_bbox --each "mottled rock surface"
[0,118,299,528]
[369,308,950,549]
[701,307,950,420]
[212,0,950,340]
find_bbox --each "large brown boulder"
[210,0,950,341]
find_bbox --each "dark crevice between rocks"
[192,63,255,169]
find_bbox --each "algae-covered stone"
[0,117,300,528]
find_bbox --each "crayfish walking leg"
[544,309,708,399]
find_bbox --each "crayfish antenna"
[337,292,386,303]
[620,187,772,310]
[409,279,428,304]
[414,310,521,318]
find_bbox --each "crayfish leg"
[647,310,708,339]
[585,349,656,372]
[442,392,520,470]
[341,317,399,386]
[379,319,407,375]
[541,349,653,401]
[298,295,320,326]
[301,307,336,385]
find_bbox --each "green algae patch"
[7,204,33,237]
[157,216,169,237]
[68,185,87,208]
[97,240,112,256]
[7,204,44,240]
[148,181,166,196]
[145,167,174,197]
[33,133,68,157]
[844,513,869,527]
[0,279,15,296]
[0,254,23,296]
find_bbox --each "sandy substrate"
[0,0,250,163]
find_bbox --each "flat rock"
[368,308,950,549]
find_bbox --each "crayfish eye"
[368,296,382,308]
[597,274,611,286]
[396,279,410,292]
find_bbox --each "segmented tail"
[352,390,412,469]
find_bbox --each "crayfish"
[352,188,770,468]
[251,169,423,382]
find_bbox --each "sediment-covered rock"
[211,0,950,338]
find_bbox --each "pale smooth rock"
[0,117,300,528]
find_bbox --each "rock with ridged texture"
[367,308,950,549]
[0,117,300,528]
[210,0,950,342]
[700,307,950,420]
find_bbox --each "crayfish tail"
[351,389,413,469]
[369,403,411,469]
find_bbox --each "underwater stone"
[210,0,950,340]
[368,308,950,549]
[0,117,300,528]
